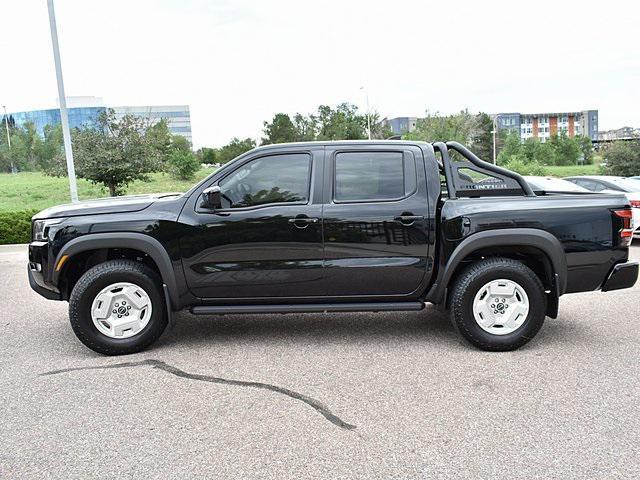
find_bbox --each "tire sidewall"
[455,263,546,350]
[70,264,166,354]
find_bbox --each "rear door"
[321,144,430,297]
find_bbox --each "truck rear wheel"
[449,257,546,351]
[69,259,168,355]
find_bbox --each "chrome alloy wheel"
[90,282,153,339]
[472,279,529,335]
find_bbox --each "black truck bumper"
[601,262,639,292]
[28,266,62,300]
[28,241,62,300]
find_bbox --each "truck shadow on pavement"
[41,358,357,431]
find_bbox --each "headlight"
[32,218,64,241]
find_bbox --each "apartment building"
[495,110,598,142]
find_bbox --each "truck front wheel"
[69,259,168,355]
[449,257,546,351]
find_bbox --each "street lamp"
[47,0,79,202]
[1,105,15,174]
[360,86,371,140]
[491,113,504,165]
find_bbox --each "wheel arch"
[426,228,566,316]
[53,233,180,309]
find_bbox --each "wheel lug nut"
[115,303,119,307]
[491,304,495,308]
[122,301,126,305]
[127,306,131,309]
[125,313,129,316]
[112,309,117,313]
[117,314,121,318]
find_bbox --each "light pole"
[1,105,15,174]
[491,114,503,165]
[360,86,371,140]
[47,0,79,202]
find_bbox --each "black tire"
[69,259,168,355]
[449,257,546,351]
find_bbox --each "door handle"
[288,215,319,228]
[394,214,424,225]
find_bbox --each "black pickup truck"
[28,140,638,355]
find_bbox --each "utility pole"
[492,114,503,165]
[1,105,14,174]
[360,86,371,140]
[47,0,78,202]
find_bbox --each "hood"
[33,193,183,219]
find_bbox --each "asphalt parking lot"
[1,244,639,479]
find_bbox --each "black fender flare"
[53,233,179,309]
[425,228,567,306]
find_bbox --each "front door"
[322,145,430,297]
[180,148,325,299]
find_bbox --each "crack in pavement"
[40,359,356,431]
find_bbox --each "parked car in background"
[524,176,590,193]
[564,176,640,233]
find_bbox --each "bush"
[601,141,640,176]
[502,156,547,176]
[167,150,201,180]
[0,210,38,244]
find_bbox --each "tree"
[497,131,522,164]
[602,141,640,176]
[47,109,163,196]
[405,110,477,145]
[292,113,317,141]
[34,124,64,171]
[0,122,41,172]
[316,103,367,140]
[533,140,557,166]
[501,156,547,176]
[145,119,173,160]
[576,135,594,164]
[217,137,256,164]
[197,147,217,164]
[548,133,580,166]
[167,149,201,180]
[169,134,191,153]
[262,113,298,145]
[471,113,493,161]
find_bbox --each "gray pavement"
[1,244,639,479]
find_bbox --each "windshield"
[525,177,588,192]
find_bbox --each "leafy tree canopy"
[46,109,164,196]
[217,137,256,164]
[262,113,299,145]
[601,141,640,176]
[405,110,494,161]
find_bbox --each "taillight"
[614,209,634,246]
[629,200,640,208]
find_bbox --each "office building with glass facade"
[2,98,192,143]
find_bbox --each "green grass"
[0,163,604,213]
[544,164,600,177]
[0,168,213,212]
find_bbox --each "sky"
[1,0,639,148]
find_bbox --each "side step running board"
[190,302,424,315]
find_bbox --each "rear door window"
[334,151,416,202]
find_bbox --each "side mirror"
[201,185,223,210]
